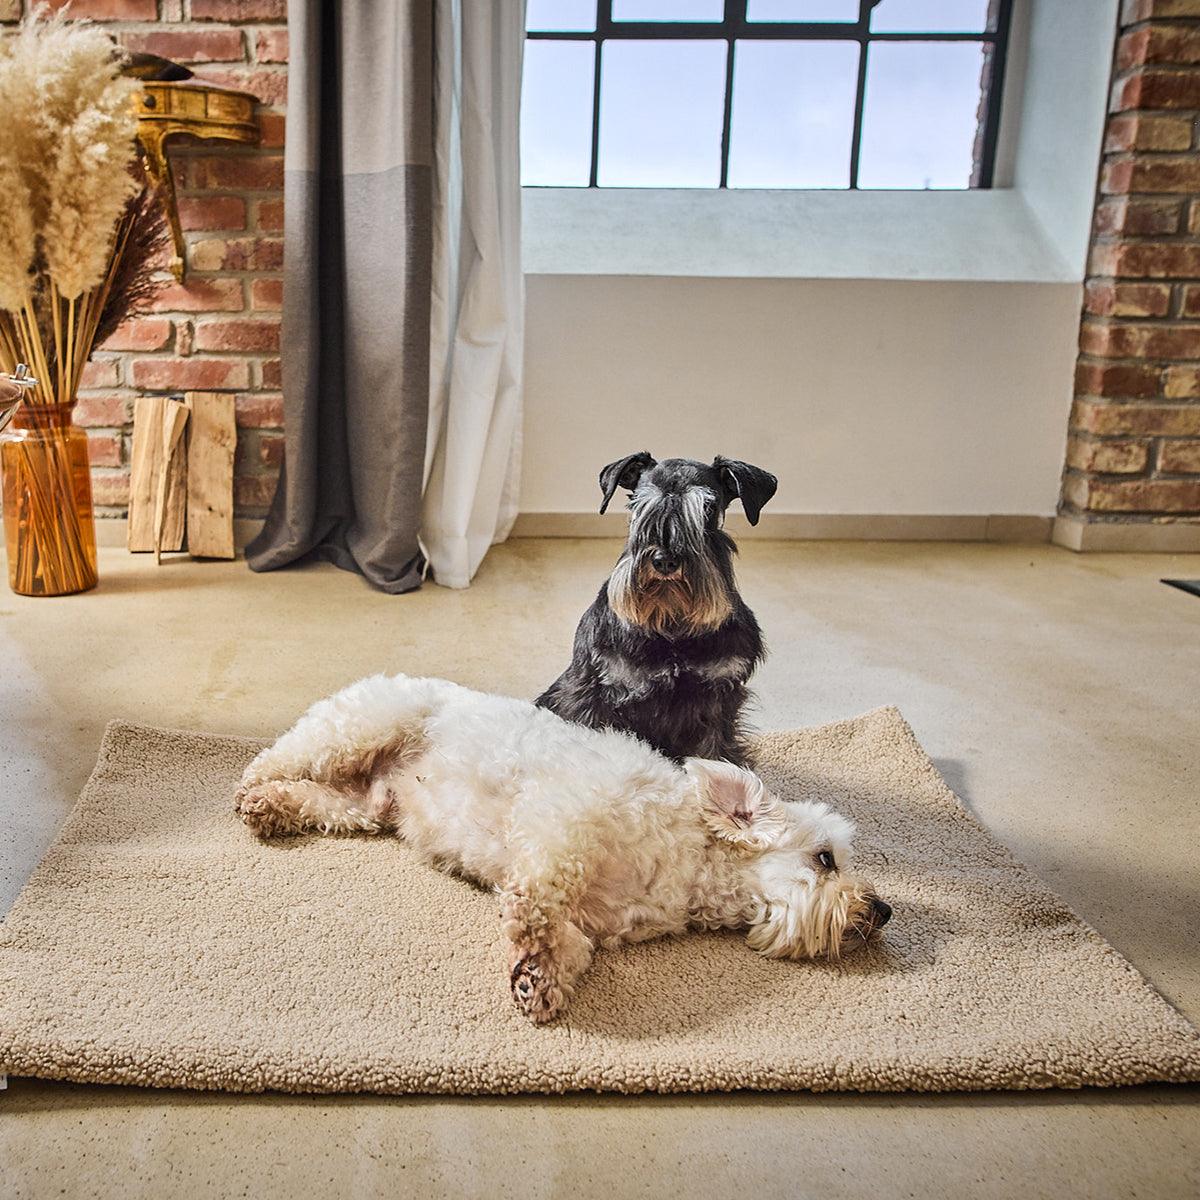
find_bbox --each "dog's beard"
[608,553,733,635]
[746,878,883,961]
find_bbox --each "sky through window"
[521,0,1008,189]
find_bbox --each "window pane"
[871,0,990,33]
[598,40,727,187]
[521,41,596,186]
[527,0,596,32]
[612,0,724,19]
[728,41,859,188]
[857,41,984,188]
[747,0,860,20]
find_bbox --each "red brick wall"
[2,0,287,523]
[1062,0,1200,528]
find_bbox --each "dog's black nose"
[651,550,679,575]
[871,898,892,926]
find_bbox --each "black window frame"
[525,0,1015,190]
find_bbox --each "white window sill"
[521,187,1078,284]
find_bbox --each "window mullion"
[974,0,1014,188]
[847,0,874,190]
[718,0,747,188]
[590,1,614,187]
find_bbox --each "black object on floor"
[1162,579,1200,598]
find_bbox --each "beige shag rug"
[2,709,1198,1096]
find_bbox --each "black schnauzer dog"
[536,452,777,766]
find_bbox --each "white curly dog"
[235,674,890,1023]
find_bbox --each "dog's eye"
[816,850,836,871]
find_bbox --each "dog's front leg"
[501,890,594,1025]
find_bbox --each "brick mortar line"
[144,275,282,287]
[1069,431,1200,440]
[1094,241,1200,248]
[1097,200,1200,208]
[1119,21,1200,31]
[178,15,287,26]
[1079,314,1200,323]
[1060,512,1200,523]
[1091,225,1200,233]
[1105,104,1200,111]
[1072,401,1200,409]
[1074,363,1200,373]
[1112,71,1200,85]
[1104,146,1200,154]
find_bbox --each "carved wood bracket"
[135,82,261,282]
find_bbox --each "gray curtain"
[246,0,434,594]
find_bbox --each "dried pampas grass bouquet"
[0,7,167,596]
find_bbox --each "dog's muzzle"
[845,893,892,950]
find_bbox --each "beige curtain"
[421,0,525,590]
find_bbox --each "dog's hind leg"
[238,674,434,800]
[236,777,397,839]
[501,890,594,1024]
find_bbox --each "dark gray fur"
[536,453,777,766]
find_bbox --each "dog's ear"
[713,457,778,526]
[686,759,784,849]
[598,451,656,514]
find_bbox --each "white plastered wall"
[522,276,1082,516]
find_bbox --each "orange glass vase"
[1,402,98,596]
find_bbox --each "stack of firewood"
[128,391,236,561]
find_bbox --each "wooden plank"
[127,395,165,552]
[153,399,190,562]
[185,392,236,560]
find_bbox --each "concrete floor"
[0,539,1198,1199]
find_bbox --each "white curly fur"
[235,674,888,1023]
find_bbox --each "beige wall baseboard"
[1052,515,1200,553]
[94,513,1200,556]
[95,513,1064,554]
[511,513,1054,543]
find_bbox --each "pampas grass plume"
[0,158,36,313]
[0,7,140,301]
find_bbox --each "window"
[522,0,1014,190]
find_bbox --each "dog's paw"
[234,783,294,839]
[510,955,564,1025]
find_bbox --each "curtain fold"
[422,0,525,590]
[247,0,523,594]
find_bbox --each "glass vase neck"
[11,400,76,432]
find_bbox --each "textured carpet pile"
[1,709,1198,1095]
